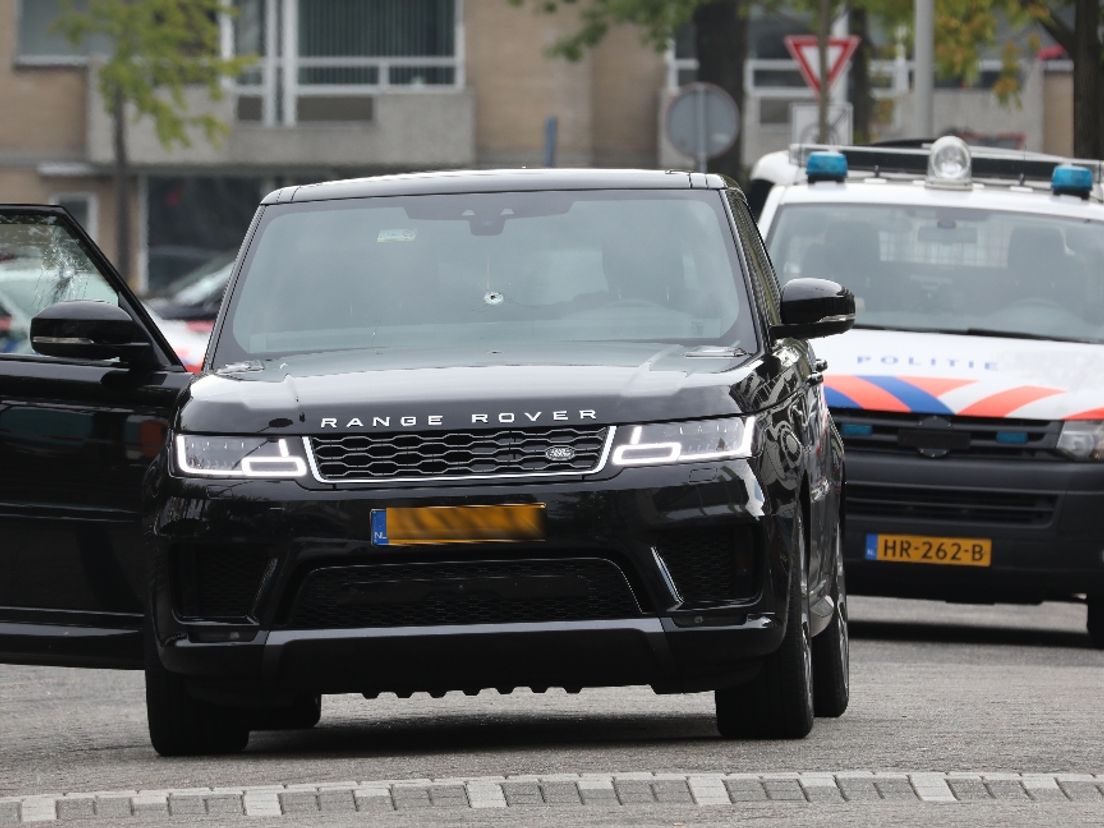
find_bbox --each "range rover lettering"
[0,169,853,755]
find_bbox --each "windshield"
[766,203,1104,343]
[214,190,753,364]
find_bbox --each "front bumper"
[843,452,1104,602]
[149,459,796,695]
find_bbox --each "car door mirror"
[30,301,156,365]
[771,278,855,341]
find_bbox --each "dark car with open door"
[0,171,853,756]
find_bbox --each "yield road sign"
[783,35,861,94]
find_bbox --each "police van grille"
[848,483,1057,526]
[832,411,1060,459]
[286,558,641,628]
[310,426,609,481]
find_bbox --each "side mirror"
[771,278,855,341]
[30,301,155,365]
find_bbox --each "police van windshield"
[767,204,1104,343]
[215,190,754,364]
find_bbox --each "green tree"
[851,0,1101,154]
[54,0,252,284]
[508,0,749,180]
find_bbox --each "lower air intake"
[287,558,641,629]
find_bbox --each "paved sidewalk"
[2,771,1102,823]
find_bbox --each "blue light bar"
[807,151,848,183]
[1051,164,1093,198]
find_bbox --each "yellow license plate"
[865,534,991,567]
[371,504,546,546]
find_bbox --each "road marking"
[1,772,1102,822]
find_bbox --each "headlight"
[175,435,308,478]
[611,417,755,467]
[1057,421,1104,461]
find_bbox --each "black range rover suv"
[0,169,853,755]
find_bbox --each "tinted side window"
[0,214,118,357]
[728,191,781,326]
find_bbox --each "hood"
[177,342,770,434]
[817,328,1104,421]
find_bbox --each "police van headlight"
[611,417,756,467]
[1056,421,1104,461]
[175,435,308,478]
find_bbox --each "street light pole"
[913,0,934,138]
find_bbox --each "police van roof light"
[1051,164,1093,198]
[806,151,848,183]
[926,136,972,188]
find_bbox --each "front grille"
[833,411,1060,460]
[848,483,1057,526]
[310,426,610,482]
[656,528,758,605]
[286,558,641,628]
[175,544,273,620]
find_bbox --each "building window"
[16,0,111,63]
[230,0,462,126]
[50,192,99,240]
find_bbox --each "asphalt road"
[1,596,1102,825]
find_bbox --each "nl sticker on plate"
[377,228,417,243]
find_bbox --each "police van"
[755,138,1104,647]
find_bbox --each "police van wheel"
[715,510,815,739]
[1088,597,1104,650]
[812,526,849,718]
[144,622,250,757]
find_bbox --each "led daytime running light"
[176,436,307,478]
[611,418,755,467]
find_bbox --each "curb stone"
[1,771,1102,823]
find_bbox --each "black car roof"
[261,168,736,205]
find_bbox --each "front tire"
[1088,597,1104,650]
[812,526,849,717]
[715,510,815,739]
[144,622,250,757]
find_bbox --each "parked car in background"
[148,309,208,373]
[145,251,234,334]
[146,244,224,294]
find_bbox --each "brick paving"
[1,772,1102,822]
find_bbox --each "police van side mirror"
[771,278,855,341]
[31,301,156,365]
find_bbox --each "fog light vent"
[656,527,757,605]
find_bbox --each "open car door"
[0,206,193,668]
